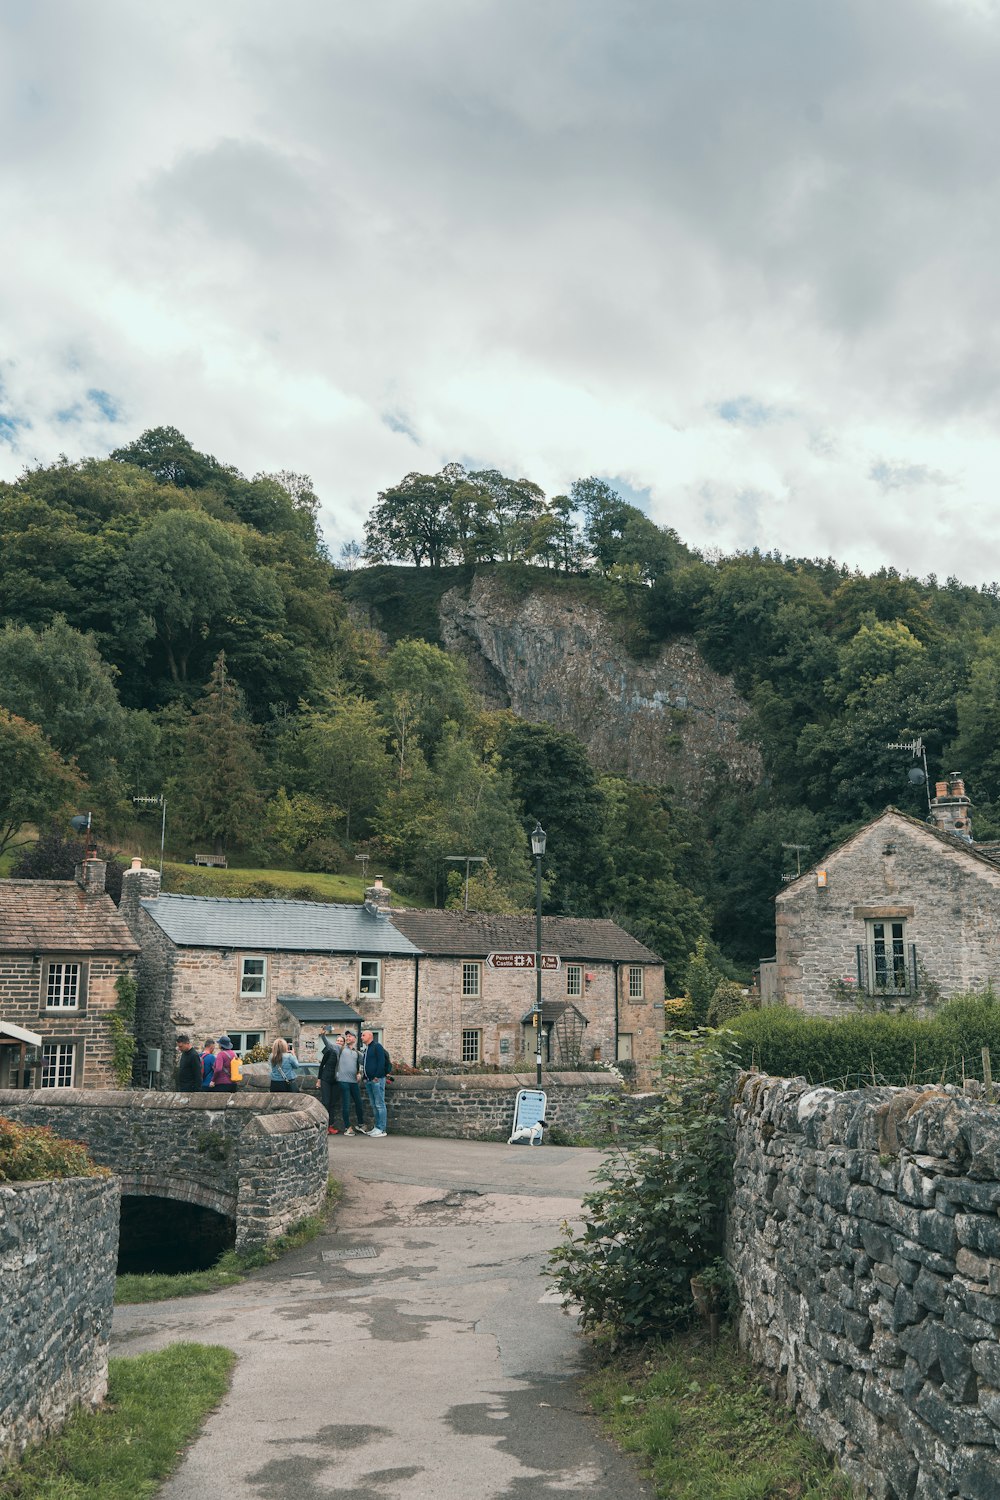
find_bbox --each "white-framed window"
[462,961,481,997]
[627,966,644,1000]
[227,1031,265,1053]
[866,920,908,996]
[617,1033,633,1062]
[239,956,267,997]
[40,1041,76,1088]
[44,961,82,1010]
[359,958,381,997]
[461,1028,481,1063]
[566,964,582,997]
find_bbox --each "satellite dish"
[907,766,926,786]
[69,813,91,834]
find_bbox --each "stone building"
[764,791,1000,1015]
[119,863,665,1082]
[390,907,664,1075]
[0,858,139,1088]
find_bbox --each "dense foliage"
[728,994,1000,1088]
[547,1031,737,1341]
[0,1117,105,1181]
[5,429,1000,981]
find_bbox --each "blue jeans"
[339,1081,365,1129]
[365,1076,387,1132]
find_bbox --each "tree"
[0,710,83,857]
[570,477,634,574]
[380,638,473,776]
[170,654,263,855]
[363,470,460,567]
[295,695,393,842]
[11,827,127,903]
[463,469,545,562]
[111,425,237,491]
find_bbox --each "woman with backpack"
[212,1035,240,1091]
[269,1038,300,1093]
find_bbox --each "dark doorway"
[117,1195,236,1274]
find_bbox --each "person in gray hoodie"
[335,1032,367,1136]
[317,1029,343,1135]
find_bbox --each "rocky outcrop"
[438,574,761,798]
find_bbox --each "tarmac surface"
[111,1134,652,1499]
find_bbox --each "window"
[627,966,644,1000]
[461,1029,481,1063]
[866,920,909,995]
[566,965,582,997]
[227,1032,265,1053]
[40,1042,76,1088]
[462,962,481,997]
[359,958,381,997]
[617,1033,633,1062]
[239,957,266,997]
[45,961,81,1010]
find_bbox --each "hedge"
[727,994,1000,1089]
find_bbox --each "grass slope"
[0,1344,234,1499]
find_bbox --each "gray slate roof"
[277,996,364,1024]
[140,894,420,955]
[390,909,662,964]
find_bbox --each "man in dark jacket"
[360,1030,391,1137]
[317,1030,343,1135]
[175,1033,202,1091]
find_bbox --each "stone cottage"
[0,858,139,1088]
[764,781,1000,1015]
[120,863,665,1081]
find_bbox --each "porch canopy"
[0,1020,43,1047]
[277,996,364,1029]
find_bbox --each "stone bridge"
[0,1088,329,1251]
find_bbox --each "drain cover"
[321,1245,379,1262]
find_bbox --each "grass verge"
[586,1327,850,1500]
[0,1343,235,1499]
[116,1179,342,1304]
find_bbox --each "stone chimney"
[929,773,973,842]
[364,877,391,917]
[74,858,107,896]
[119,858,162,922]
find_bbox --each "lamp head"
[530,821,546,858]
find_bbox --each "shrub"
[547,1030,738,1342]
[706,979,746,1028]
[683,938,721,1027]
[728,992,1000,1087]
[0,1117,106,1181]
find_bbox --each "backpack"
[230,1053,243,1083]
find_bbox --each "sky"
[3,0,1000,580]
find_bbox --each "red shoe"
[328,1127,339,1135]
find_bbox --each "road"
[112,1135,652,1499]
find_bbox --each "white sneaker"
[368,1128,387,1137]
[344,1127,355,1136]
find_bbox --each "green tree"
[295,695,393,842]
[363,469,460,567]
[0,710,83,856]
[684,938,722,1027]
[380,638,473,776]
[170,654,263,855]
[570,477,635,574]
[464,469,546,562]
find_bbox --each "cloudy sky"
[3,0,1000,579]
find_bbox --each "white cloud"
[4,0,1000,579]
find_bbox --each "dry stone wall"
[0,1089,329,1251]
[0,1175,119,1470]
[729,1072,1000,1500]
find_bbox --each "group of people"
[175,1033,243,1091]
[317,1028,392,1137]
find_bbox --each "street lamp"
[530,822,546,1087]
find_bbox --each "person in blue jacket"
[269,1037,300,1092]
[360,1029,392,1137]
[200,1039,216,1090]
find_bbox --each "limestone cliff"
[437,574,761,800]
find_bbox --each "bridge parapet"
[0,1089,328,1251]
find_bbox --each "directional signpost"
[486,952,561,970]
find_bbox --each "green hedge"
[727,994,1000,1089]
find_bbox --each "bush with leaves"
[683,937,722,1026]
[0,1117,107,1181]
[706,979,748,1028]
[547,1029,738,1343]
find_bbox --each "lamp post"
[530,821,546,1087]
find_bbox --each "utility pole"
[444,854,486,911]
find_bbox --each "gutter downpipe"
[412,954,420,1067]
[613,960,620,1065]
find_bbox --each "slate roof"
[140,894,420,955]
[519,1000,589,1026]
[0,880,139,954]
[277,996,364,1024]
[390,909,662,963]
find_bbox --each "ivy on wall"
[110,971,138,1087]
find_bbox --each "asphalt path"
[112,1135,653,1500]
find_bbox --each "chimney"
[929,773,973,842]
[119,858,162,922]
[75,858,107,896]
[364,877,391,917]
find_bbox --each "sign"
[511,1088,547,1136]
[486,952,561,971]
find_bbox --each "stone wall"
[0,1175,119,1470]
[384,1071,625,1141]
[0,1090,329,1251]
[729,1072,1000,1500]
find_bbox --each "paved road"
[112,1136,652,1500]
